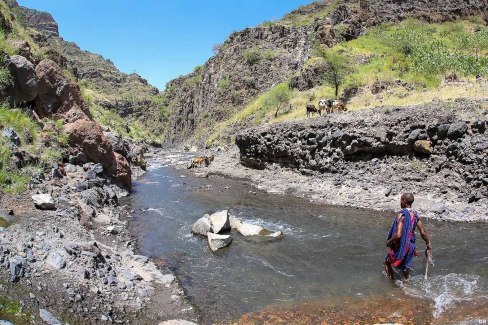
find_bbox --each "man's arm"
[417,218,432,252]
[386,213,404,247]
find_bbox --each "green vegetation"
[242,47,262,65]
[183,73,203,88]
[0,106,67,194]
[152,93,170,121]
[262,49,278,60]
[330,18,488,90]
[0,296,29,323]
[83,88,160,141]
[205,82,293,146]
[271,83,293,117]
[278,0,343,27]
[409,160,426,172]
[314,46,351,97]
[217,74,231,91]
[200,17,488,147]
[242,47,278,65]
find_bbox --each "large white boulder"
[191,214,212,236]
[237,223,264,236]
[209,210,230,234]
[237,222,283,241]
[207,232,232,252]
[32,194,55,210]
[229,214,242,229]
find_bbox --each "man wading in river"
[384,193,432,280]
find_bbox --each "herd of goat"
[306,99,346,118]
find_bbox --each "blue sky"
[18,0,315,90]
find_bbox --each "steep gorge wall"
[165,23,318,142]
[165,0,488,145]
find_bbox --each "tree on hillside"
[324,52,350,98]
[315,46,351,98]
[269,83,292,118]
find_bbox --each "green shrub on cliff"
[242,47,262,65]
[0,107,37,194]
[320,18,488,92]
[217,74,231,91]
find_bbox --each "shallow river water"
[124,154,488,324]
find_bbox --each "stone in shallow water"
[229,214,242,229]
[209,210,230,234]
[207,232,232,252]
[236,223,264,236]
[237,222,283,242]
[191,215,212,236]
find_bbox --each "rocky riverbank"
[200,100,488,222]
[0,149,197,324]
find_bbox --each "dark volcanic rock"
[18,6,59,37]
[64,119,132,189]
[5,55,38,106]
[447,122,468,139]
[236,101,488,203]
[35,59,92,121]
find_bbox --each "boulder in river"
[191,214,212,236]
[32,193,55,210]
[207,232,232,252]
[209,210,230,233]
[236,223,265,236]
[237,222,283,241]
[229,214,242,229]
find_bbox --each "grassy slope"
[205,18,488,146]
[81,87,165,142]
[48,38,168,142]
[0,1,70,194]
[0,106,68,194]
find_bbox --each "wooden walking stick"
[424,248,434,280]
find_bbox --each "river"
[123,153,488,324]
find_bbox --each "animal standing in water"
[188,155,215,169]
[384,193,432,280]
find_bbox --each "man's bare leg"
[403,268,410,280]
[384,260,395,280]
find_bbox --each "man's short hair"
[402,193,415,205]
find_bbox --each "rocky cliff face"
[16,6,59,37]
[165,23,318,142]
[236,100,488,220]
[8,1,165,139]
[164,0,487,145]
